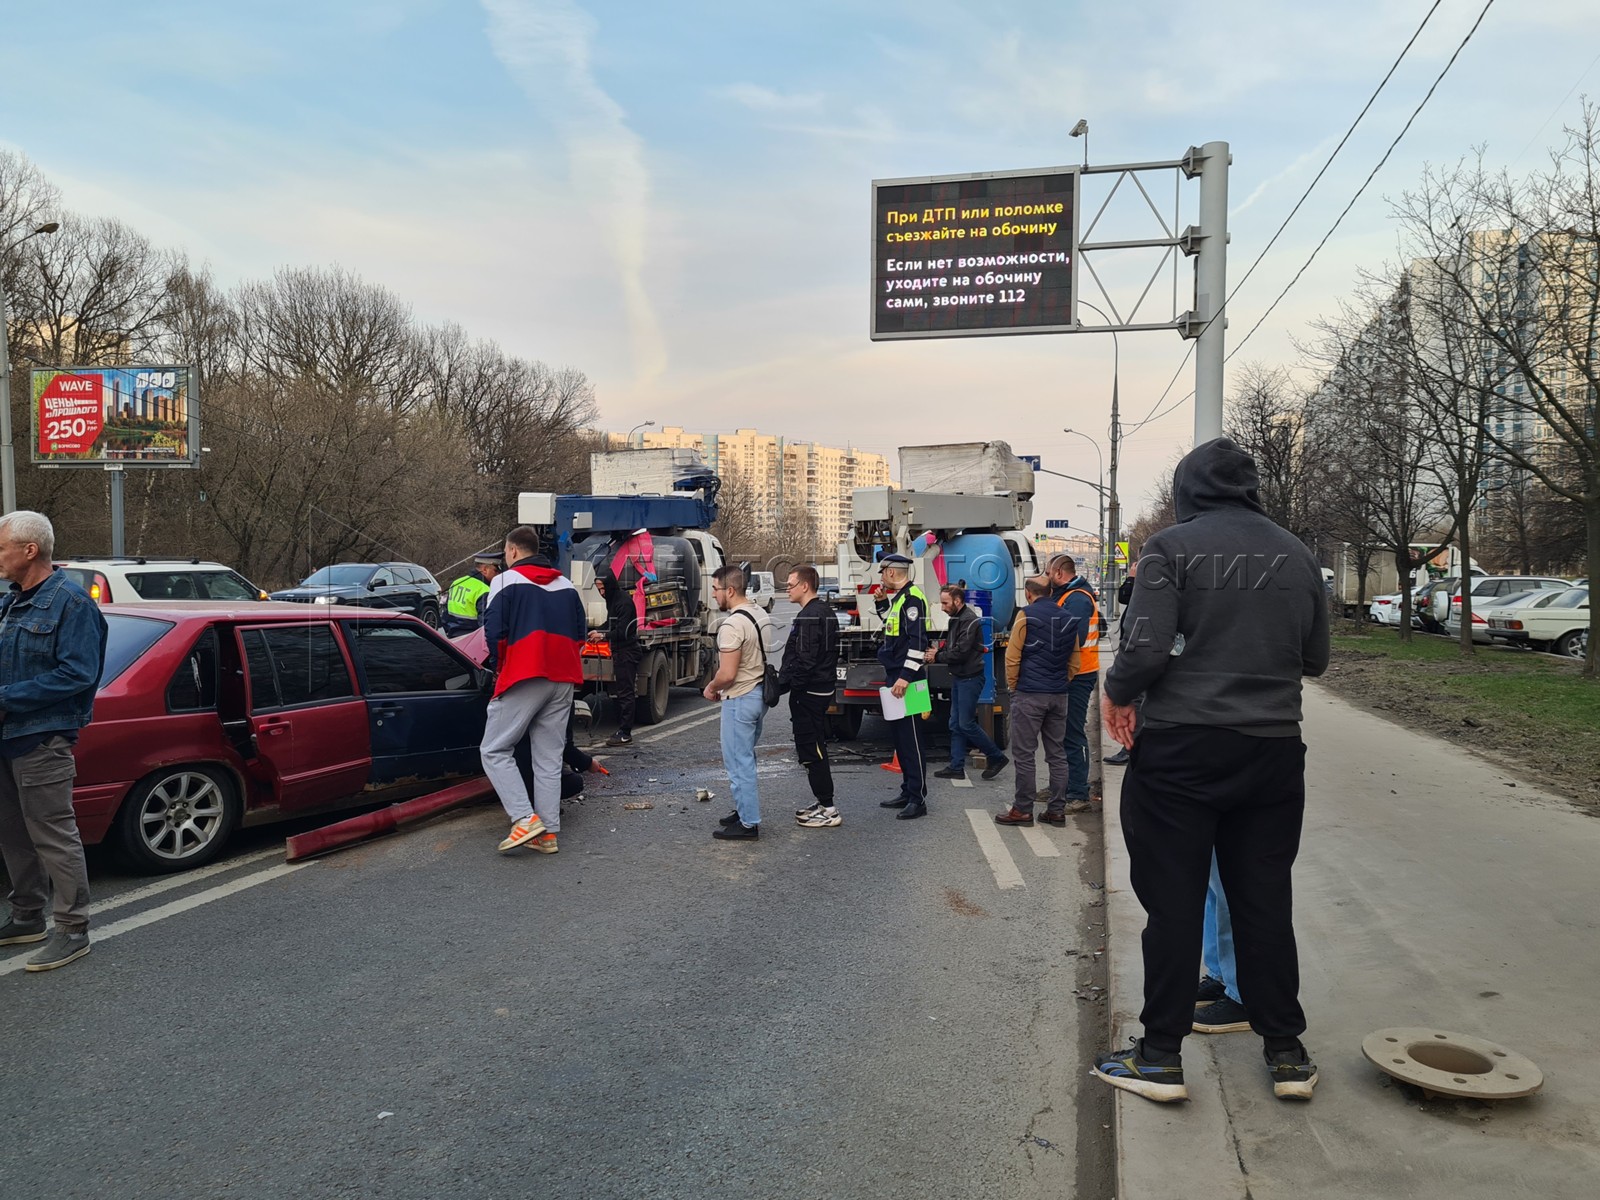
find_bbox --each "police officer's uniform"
[874,553,930,818]
[442,552,499,637]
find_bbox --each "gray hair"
[0,510,54,560]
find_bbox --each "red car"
[77,604,492,872]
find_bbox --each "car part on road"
[116,765,243,873]
[1361,1027,1543,1100]
[284,776,495,861]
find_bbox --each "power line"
[1225,0,1497,362]
[1120,0,1463,439]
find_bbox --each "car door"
[344,619,488,786]
[236,623,372,809]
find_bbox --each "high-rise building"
[604,427,895,543]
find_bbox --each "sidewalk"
[1102,682,1600,1200]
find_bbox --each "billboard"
[32,366,199,466]
[871,166,1079,340]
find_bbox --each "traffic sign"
[1045,519,1070,529]
[1016,454,1041,470]
[1115,541,1130,565]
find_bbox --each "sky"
[4,0,1600,536]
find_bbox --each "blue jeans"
[948,674,1002,769]
[720,690,766,826]
[1063,673,1096,799]
[1202,853,1240,1002]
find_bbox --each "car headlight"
[313,595,341,605]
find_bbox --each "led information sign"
[871,166,1079,340]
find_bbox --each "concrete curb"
[1101,766,1250,1200]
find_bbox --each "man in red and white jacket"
[479,525,587,855]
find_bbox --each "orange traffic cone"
[881,753,902,774]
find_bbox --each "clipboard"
[879,679,932,719]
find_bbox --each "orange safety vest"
[1056,586,1100,674]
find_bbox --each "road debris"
[622,801,654,811]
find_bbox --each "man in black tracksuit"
[779,565,840,828]
[1091,438,1330,1106]
[595,569,642,747]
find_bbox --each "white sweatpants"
[480,678,574,832]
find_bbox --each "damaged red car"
[74,604,492,872]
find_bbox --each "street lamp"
[0,221,60,514]
[626,420,655,449]
[1061,427,1106,602]
[1073,298,1123,619]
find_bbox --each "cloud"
[713,83,825,113]
[480,0,667,385]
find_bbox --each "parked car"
[1415,579,1460,632]
[1484,587,1591,658]
[74,604,491,872]
[1368,592,1403,625]
[54,557,269,604]
[1430,575,1571,629]
[271,562,443,626]
[1443,589,1547,644]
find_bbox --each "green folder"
[903,678,932,716]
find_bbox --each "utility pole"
[0,222,62,514]
[1192,140,1230,442]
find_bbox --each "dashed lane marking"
[965,809,1025,890]
[0,861,310,977]
[634,710,721,745]
[949,775,973,788]
[1016,824,1061,858]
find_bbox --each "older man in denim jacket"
[0,511,108,973]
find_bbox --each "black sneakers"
[1196,975,1229,1004]
[932,766,965,779]
[980,754,1010,780]
[1192,995,1252,1034]
[1092,1038,1188,1103]
[712,821,759,841]
[1265,1043,1319,1100]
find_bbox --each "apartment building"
[605,427,894,543]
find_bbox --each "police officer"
[874,553,931,820]
[443,550,501,637]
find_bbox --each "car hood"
[271,585,368,600]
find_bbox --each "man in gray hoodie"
[1091,438,1329,1105]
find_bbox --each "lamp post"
[1073,298,1122,619]
[626,420,655,449]
[1061,427,1105,601]
[0,221,60,514]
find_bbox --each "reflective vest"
[1057,586,1101,673]
[883,584,928,638]
[447,574,490,620]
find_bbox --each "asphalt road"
[1,599,1113,1200]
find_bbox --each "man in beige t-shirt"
[703,565,772,840]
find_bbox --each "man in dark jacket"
[929,584,1008,781]
[0,510,108,972]
[1092,438,1329,1106]
[780,565,841,828]
[594,568,642,747]
[995,576,1079,826]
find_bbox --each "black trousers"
[788,691,835,805]
[888,712,927,802]
[1120,725,1307,1054]
[612,646,641,735]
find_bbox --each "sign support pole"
[0,284,16,514]
[107,465,125,556]
[1193,140,1230,442]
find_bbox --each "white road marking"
[0,861,309,977]
[612,703,719,741]
[1017,824,1061,858]
[86,846,284,917]
[965,809,1026,890]
[634,710,721,745]
[949,775,973,788]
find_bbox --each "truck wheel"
[830,706,863,740]
[635,652,671,725]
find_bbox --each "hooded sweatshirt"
[1104,437,1329,736]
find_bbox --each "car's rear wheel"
[115,765,242,874]
[420,603,441,628]
[1554,630,1586,659]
